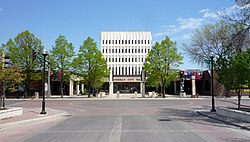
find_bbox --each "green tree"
[2,30,44,97]
[72,37,109,98]
[0,65,23,107]
[50,35,75,98]
[144,36,183,98]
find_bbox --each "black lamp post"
[40,49,48,114]
[210,52,216,112]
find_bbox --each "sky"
[0,0,236,70]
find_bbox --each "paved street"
[1,98,250,142]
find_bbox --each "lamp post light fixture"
[210,52,216,112]
[40,49,48,114]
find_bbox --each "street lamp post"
[210,52,216,112]
[40,49,48,114]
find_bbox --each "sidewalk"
[197,110,250,131]
[0,107,67,130]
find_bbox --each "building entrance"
[114,82,140,93]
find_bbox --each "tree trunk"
[60,71,64,98]
[88,83,91,98]
[237,89,241,110]
[162,80,166,98]
[24,73,30,98]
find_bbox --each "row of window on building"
[102,39,150,45]
[111,66,142,76]
[105,57,145,63]
[102,48,150,54]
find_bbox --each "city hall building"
[101,32,152,94]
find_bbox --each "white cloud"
[199,9,218,18]
[177,17,204,29]
[154,17,204,38]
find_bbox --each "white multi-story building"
[101,32,152,94]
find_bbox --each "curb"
[0,111,70,130]
[197,111,250,131]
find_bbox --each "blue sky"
[0,0,235,69]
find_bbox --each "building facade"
[101,32,152,94]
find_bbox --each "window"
[102,49,104,53]
[122,40,124,44]
[119,40,121,44]
[109,49,111,53]
[138,40,140,44]
[115,58,117,62]
[122,58,124,62]
[128,40,130,44]
[135,67,137,75]
[141,40,143,44]
[109,58,111,62]
[128,49,130,53]
[119,58,120,62]
[125,49,127,53]
[112,40,114,44]
[135,40,137,44]
[122,49,124,53]
[128,67,130,75]
[118,67,120,75]
[145,49,147,53]
[148,49,150,53]
[132,40,133,44]
[125,67,127,75]
[106,49,108,53]
[141,58,143,62]
[132,58,134,62]
[112,49,114,53]
[132,67,134,75]
[128,58,130,62]
[138,48,140,53]
[125,58,127,62]
[132,49,133,53]
[135,58,137,62]
[119,49,120,53]
[115,67,117,75]
[135,48,137,53]
[116,49,117,53]
[103,40,104,44]
[109,40,111,44]
[121,67,124,75]
[112,58,114,62]
[115,40,117,44]
[141,49,143,53]
[106,40,108,44]
[125,40,127,44]
[148,40,150,44]
[145,40,146,44]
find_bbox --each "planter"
[0,107,23,120]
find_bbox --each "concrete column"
[81,84,84,94]
[109,82,113,95]
[76,82,79,95]
[191,76,196,98]
[109,70,113,95]
[69,79,73,96]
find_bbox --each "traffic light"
[1,53,10,69]
[32,50,37,61]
